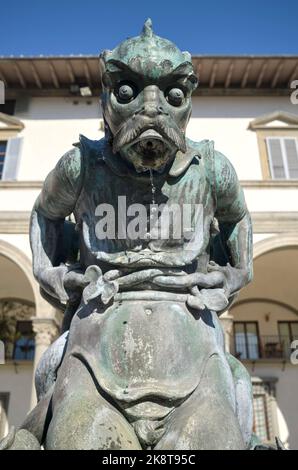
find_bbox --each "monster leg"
[226,352,253,448]
[0,386,53,450]
[45,354,142,450]
[0,428,40,450]
[155,352,245,450]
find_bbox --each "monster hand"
[152,270,229,312]
[63,267,89,303]
[81,265,119,305]
[188,270,230,312]
[36,264,87,305]
[152,267,249,312]
[207,261,251,298]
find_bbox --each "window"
[278,321,298,358]
[266,137,298,179]
[13,321,35,361]
[0,100,16,116]
[0,112,24,180]
[0,141,7,180]
[0,393,9,439]
[234,321,260,360]
[252,381,272,443]
[248,111,298,179]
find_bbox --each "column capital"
[32,318,59,347]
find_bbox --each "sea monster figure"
[2,20,262,450]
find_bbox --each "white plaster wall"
[3,94,295,215]
[0,234,32,260]
[14,95,298,182]
[0,189,40,211]
[240,247,298,309]
[253,234,274,245]
[0,364,33,430]
[244,188,298,212]
[188,96,298,181]
[231,301,298,337]
[245,364,298,449]
[16,97,103,180]
[0,253,34,302]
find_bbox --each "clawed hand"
[207,261,250,297]
[62,262,249,311]
[63,268,90,303]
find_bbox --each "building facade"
[0,55,298,448]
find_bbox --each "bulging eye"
[115,82,137,103]
[166,87,185,106]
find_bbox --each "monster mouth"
[130,130,171,162]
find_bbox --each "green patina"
[102,19,194,80]
[1,20,258,451]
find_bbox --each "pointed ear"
[181,53,198,90]
[99,50,110,72]
[182,51,192,62]
[99,50,112,87]
[171,62,199,91]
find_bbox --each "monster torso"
[52,137,229,416]
[73,136,216,272]
[64,295,226,420]
[36,135,248,409]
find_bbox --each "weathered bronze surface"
[1,20,257,450]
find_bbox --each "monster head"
[99,19,198,172]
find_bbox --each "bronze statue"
[1,20,257,450]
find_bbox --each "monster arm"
[30,148,83,304]
[211,151,253,297]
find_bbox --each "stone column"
[220,310,234,353]
[30,318,59,409]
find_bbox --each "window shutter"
[266,138,285,179]
[1,136,23,180]
[284,138,298,179]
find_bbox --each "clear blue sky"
[1,0,298,57]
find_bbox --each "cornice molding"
[241,180,298,188]
[0,210,298,234]
[0,181,43,189]
[0,179,298,190]
[0,112,25,131]
[0,211,30,233]
[248,110,298,131]
[252,212,298,233]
